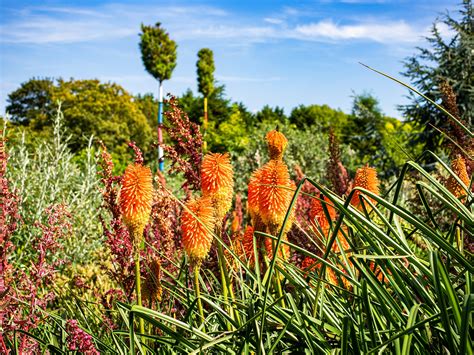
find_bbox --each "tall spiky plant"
[139,22,177,172]
[196,48,215,150]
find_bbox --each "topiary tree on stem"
[139,22,177,171]
[196,48,215,150]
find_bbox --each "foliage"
[255,105,288,126]
[233,121,329,195]
[5,78,153,160]
[206,103,252,154]
[289,103,349,133]
[179,85,233,125]
[55,79,153,157]
[346,93,416,180]
[400,0,473,154]
[196,48,215,98]
[134,93,158,131]
[139,22,178,83]
[5,77,56,126]
[5,108,102,265]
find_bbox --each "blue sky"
[0,0,458,118]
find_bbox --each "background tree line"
[2,75,414,179]
[2,0,471,180]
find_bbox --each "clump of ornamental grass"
[6,107,102,266]
[1,132,75,354]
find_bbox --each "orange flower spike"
[120,163,153,242]
[350,165,380,211]
[301,256,319,272]
[447,155,470,199]
[247,168,263,224]
[266,129,288,160]
[282,180,297,234]
[201,152,234,220]
[331,230,351,254]
[181,196,216,264]
[264,236,290,261]
[257,160,294,229]
[201,152,234,193]
[369,261,391,284]
[309,195,336,230]
[241,225,257,266]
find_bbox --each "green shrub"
[6,106,102,265]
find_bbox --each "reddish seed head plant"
[162,95,203,192]
[1,134,71,354]
[66,319,100,354]
[327,128,350,197]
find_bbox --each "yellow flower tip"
[209,187,233,221]
[350,166,380,210]
[447,155,470,199]
[201,152,234,194]
[181,196,216,263]
[120,163,153,240]
[266,129,288,160]
[257,160,294,228]
[309,195,336,230]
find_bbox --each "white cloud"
[0,4,228,44]
[294,20,424,43]
[216,75,282,83]
[0,3,428,46]
[264,17,284,25]
[435,22,456,42]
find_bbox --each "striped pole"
[203,96,208,152]
[158,81,164,172]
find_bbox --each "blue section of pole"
[158,82,164,172]
[158,100,164,172]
